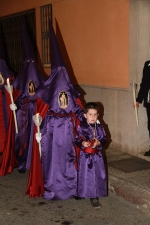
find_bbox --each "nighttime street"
[0,167,150,225]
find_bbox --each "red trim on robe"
[0,88,20,176]
[26,97,83,197]
[25,97,49,198]
[0,89,7,152]
[76,98,84,110]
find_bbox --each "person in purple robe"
[30,20,84,200]
[0,33,14,153]
[75,102,107,208]
[13,18,46,173]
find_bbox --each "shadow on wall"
[97,101,112,151]
[97,102,112,191]
[55,19,78,85]
[55,19,87,106]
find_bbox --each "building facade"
[0,0,149,160]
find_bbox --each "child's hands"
[82,141,91,147]
[91,138,100,148]
[82,139,101,148]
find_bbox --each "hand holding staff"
[132,83,139,126]
[5,78,18,133]
[33,113,42,157]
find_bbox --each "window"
[40,4,52,68]
[0,10,36,74]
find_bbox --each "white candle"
[6,78,10,87]
[7,78,14,104]
[36,113,39,124]
[6,78,18,133]
[36,113,41,157]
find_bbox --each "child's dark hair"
[84,102,99,113]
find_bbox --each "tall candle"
[6,78,14,104]
[36,113,39,124]
[5,78,18,133]
[36,113,41,157]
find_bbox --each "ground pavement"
[106,148,150,214]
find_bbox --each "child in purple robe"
[75,102,107,208]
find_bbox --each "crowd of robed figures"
[0,19,107,208]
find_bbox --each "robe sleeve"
[75,124,85,149]
[96,124,107,150]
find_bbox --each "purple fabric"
[75,121,107,198]
[0,60,14,81]
[15,95,36,170]
[49,20,64,69]
[0,34,5,60]
[36,67,80,113]
[13,62,46,97]
[0,60,14,132]
[36,20,80,111]
[13,63,46,171]
[34,20,84,200]
[1,86,8,130]
[20,17,36,62]
[13,19,46,171]
[40,103,83,200]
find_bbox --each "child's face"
[84,109,99,124]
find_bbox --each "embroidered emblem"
[58,91,68,109]
[28,80,35,96]
[0,72,4,85]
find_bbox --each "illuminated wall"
[0,0,129,88]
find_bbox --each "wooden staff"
[132,83,139,126]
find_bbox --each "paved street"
[0,168,150,225]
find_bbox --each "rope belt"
[47,111,72,117]
[23,98,36,104]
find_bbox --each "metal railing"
[0,10,36,74]
[40,4,52,68]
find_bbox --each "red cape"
[0,89,11,152]
[25,97,49,197]
[0,88,20,176]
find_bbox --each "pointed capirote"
[13,16,46,96]
[49,19,64,69]
[0,32,6,61]
[36,20,80,113]
[20,17,36,62]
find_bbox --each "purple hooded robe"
[0,34,14,152]
[35,21,84,200]
[75,120,107,198]
[13,18,46,172]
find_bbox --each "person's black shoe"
[74,196,84,200]
[18,169,26,173]
[90,198,102,208]
[144,150,150,156]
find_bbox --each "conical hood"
[36,20,80,114]
[50,20,64,69]
[13,18,46,97]
[0,32,6,61]
[0,33,14,85]
[20,17,36,62]
[0,60,14,86]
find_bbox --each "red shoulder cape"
[0,88,20,176]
